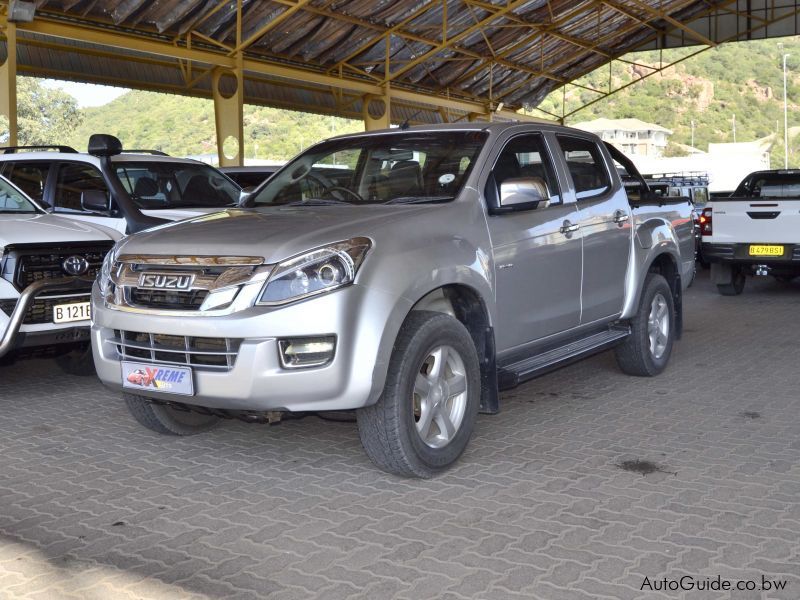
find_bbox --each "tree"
[0,77,83,146]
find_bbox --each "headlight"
[258,237,371,305]
[97,247,117,297]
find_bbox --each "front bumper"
[91,283,406,412]
[0,278,94,358]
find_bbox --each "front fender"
[361,236,495,406]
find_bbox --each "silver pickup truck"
[91,123,694,477]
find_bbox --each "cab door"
[485,133,583,354]
[555,135,631,324]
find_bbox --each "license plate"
[121,361,194,396]
[748,244,784,256]
[53,301,91,324]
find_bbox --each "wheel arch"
[409,284,499,414]
[644,252,683,339]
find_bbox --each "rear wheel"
[713,263,746,296]
[615,273,675,377]
[357,311,480,478]
[124,394,219,435]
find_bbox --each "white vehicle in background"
[0,175,121,374]
[701,169,800,295]
[0,135,242,235]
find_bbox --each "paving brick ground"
[0,271,798,599]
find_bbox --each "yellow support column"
[212,61,244,167]
[0,20,18,145]
[362,92,390,131]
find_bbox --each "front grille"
[0,294,90,324]
[129,288,209,310]
[1,244,113,291]
[111,330,241,370]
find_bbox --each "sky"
[42,80,129,108]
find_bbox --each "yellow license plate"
[748,245,784,256]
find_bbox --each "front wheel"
[357,311,480,478]
[124,394,219,435]
[55,344,96,376]
[615,273,675,377]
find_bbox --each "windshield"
[0,177,40,213]
[114,162,240,209]
[250,131,488,206]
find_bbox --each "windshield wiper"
[285,198,352,206]
[384,195,453,205]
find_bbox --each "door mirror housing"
[498,177,550,211]
[81,189,111,214]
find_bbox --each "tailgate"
[711,199,799,243]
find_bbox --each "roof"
[5,1,800,124]
[0,150,208,166]
[572,118,673,135]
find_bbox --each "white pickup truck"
[701,169,800,295]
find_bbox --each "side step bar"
[498,325,630,390]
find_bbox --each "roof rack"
[122,149,170,156]
[1,145,78,154]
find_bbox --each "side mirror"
[81,189,111,214]
[499,177,550,211]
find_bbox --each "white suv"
[0,174,121,374]
[0,138,242,234]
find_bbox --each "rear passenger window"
[556,136,611,200]
[54,163,108,212]
[3,162,50,204]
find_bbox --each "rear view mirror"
[499,177,550,210]
[81,189,110,214]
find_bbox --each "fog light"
[278,336,336,369]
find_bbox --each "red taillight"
[700,207,712,236]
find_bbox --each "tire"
[615,273,675,377]
[55,344,97,376]
[124,393,219,435]
[357,311,481,478]
[713,264,746,296]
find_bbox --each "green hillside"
[538,37,800,167]
[66,92,363,160]
[9,35,800,168]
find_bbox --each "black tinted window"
[3,162,50,204]
[115,162,240,209]
[557,136,610,199]
[54,163,107,212]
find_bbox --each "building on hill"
[571,118,673,157]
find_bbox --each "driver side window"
[485,134,561,209]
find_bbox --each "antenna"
[399,110,424,130]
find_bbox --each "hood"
[0,213,120,246]
[117,205,431,263]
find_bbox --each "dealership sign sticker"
[122,362,194,395]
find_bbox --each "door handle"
[614,210,630,224]
[560,220,579,234]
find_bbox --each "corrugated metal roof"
[5,0,799,122]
